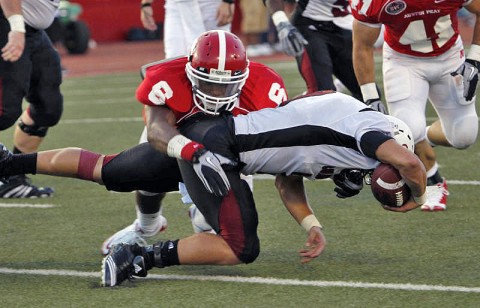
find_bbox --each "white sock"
[426,162,439,178]
[136,207,162,234]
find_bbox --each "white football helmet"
[385,115,415,152]
[186,30,250,115]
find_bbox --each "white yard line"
[0,203,56,208]
[0,267,478,293]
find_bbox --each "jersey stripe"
[236,125,360,153]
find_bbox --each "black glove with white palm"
[332,169,364,199]
[191,148,236,196]
[272,11,307,57]
[361,82,388,114]
[451,58,480,102]
[167,135,236,196]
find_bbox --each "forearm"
[353,44,376,87]
[352,21,379,86]
[466,0,480,46]
[264,0,285,15]
[397,159,426,201]
[144,106,181,154]
[0,0,22,16]
[275,175,321,230]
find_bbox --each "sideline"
[0,267,479,293]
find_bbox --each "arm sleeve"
[359,131,393,159]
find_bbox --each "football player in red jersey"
[0,31,325,271]
[351,0,480,211]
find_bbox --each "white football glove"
[366,98,388,114]
[451,59,479,101]
[192,148,236,197]
[276,22,308,57]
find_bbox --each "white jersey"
[233,92,393,179]
[22,0,60,30]
[298,0,353,30]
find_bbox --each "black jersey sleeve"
[359,131,393,160]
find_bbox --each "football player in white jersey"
[351,0,480,211]
[100,91,427,287]
[0,0,61,198]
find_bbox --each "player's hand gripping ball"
[371,163,411,207]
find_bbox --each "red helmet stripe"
[217,30,226,70]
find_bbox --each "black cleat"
[0,175,54,198]
[0,143,13,175]
[101,243,147,287]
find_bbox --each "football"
[371,163,411,207]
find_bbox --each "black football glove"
[191,148,236,197]
[332,169,364,199]
[366,98,388,114]
[276,21,308,57]
[451,58,479,101]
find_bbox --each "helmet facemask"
[186,63,249,115]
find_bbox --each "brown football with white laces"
[371,163,411,207]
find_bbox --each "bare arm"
[144,105,180,153]
[216,2,234,27]
[140,0,157,31]
[375,139,427,212]
[352,20,381,87]
[1,0,25,62]
[264,0,285,15]
[275,174,326,263]
[0,0,22,15]
[465,0,480,45]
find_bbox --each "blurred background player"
[140,0,233,58]
[239,0,274,57]
[264,0,363,101]
[351,0,480,211]
[104,0,236,247]
[0,0,62,198]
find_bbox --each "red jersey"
[350,0,471,57]
[136,57,288,124]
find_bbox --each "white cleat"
[101,216,167,255]
[421,178,449,212]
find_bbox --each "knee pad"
[18,119,49,137]
[446,114,478,149]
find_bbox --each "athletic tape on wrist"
[467,44,480,62]
[8,15,26,33]
[360,83,379,101]
[167,135,193,159]
[300,214,322,232]
[413,192,427,206]
[272,11,289,27]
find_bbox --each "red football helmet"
[186,30,250,115]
